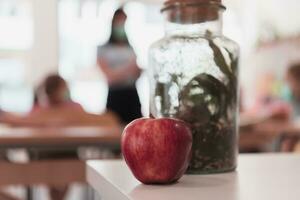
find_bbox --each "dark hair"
[33,84,43,106]
[108,8,129,44]
[44,74,66,98]
[288,63,300,80]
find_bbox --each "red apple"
[122,118,192,184]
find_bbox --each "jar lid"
[164,0,222,5]
[162,0,225,24]
[162,0,225,12]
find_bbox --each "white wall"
[0,0,59,86]
[1,0,300,112]
[222,0,300,100]
[28,0,59,85]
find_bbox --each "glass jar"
[149,0,239,174]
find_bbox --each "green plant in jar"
[149,0,239,174]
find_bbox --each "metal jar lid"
[162,0,226,24]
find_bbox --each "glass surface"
[149,4,239,174]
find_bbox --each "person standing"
[97,8,142,124]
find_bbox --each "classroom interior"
[0,0,300,200]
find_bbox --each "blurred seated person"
[0,75,120,200]
[239,83,291,153]
[247,72,291,121]
[283,63,300,120]
[278,63,300,153]
[32,74,84,113]
[0,74,119,127]
[248,63,300,152]
[97,8,142,124]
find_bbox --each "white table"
[86,154,300,200]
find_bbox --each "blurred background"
[1,0,300,199]
[0,0,299,115]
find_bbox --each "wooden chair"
[276,134,300,152]
[0,160,86,200]
[0,192,21,200]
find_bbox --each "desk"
[87,154,300,200]
[0,126,122,199]
[0,126,121,149]
[239,119,300,152]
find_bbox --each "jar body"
[149,32,239,174]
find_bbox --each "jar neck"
[162,2,225,37]
[165,16,223,37]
